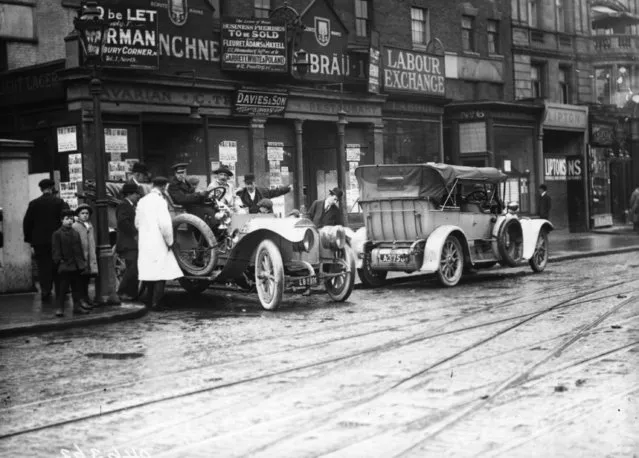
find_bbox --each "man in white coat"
[135,176,183,310]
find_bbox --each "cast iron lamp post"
[74,1,120,305]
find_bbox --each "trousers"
[58,270,83,308]
[117,251,139,298]
[142,280,166,309]
[33,244,59,296]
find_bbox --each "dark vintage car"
[351,163,554,287]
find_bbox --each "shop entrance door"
[302,121,337,204]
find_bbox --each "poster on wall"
[59,182,78,210]
[267,142,285,161]
[219,140,238,162]
[57,126,77,153]
[105,128,128,154]
[108,161,128,181]
[68,153,83,183]
[221,17,287,73]
[346,144,361,162]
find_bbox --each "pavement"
[1,224,637,338]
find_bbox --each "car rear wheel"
[357,255,388,288]
[255,239,284,311]
[178,277,210,294]
[325,248,355,302]
[529,229,549,272]
[437,236,464,287]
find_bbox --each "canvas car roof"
[355,163,507,201]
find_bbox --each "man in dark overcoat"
[538,184,551,220]
[236,173,292,214]
[308,187,345,228]
[167,162,216,226]
[128,162,150,196]
[116,183,141,300]
[23,178,69,301]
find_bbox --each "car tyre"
[529,229,549,272]
[497,218,523,267]
[325,248,356,302]
[357,255,388,288]
[178,277,210,294]
[172,213,217,276]
[437,236,464,287]
[255,239,284,311]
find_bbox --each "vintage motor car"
[82,182,355,310]
[351,163,554,288]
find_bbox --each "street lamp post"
[75,1,120,305]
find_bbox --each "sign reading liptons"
[98,5,159,70]
[544,156,583,181]
[382,47,445,96]
[234,87,288,116]
[221,17,287,73]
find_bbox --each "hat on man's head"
[244,173,255,183]
[329,187,343,199]
[122,183,140,196]
[131,162,149,174]
[152,176,169,187]
[75,203,93,216]
[38,178,55,190]
[213,164,234,177]
[171,162,189,172]
[61,209,76,219]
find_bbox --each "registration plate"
[379,250,411,264]
[296,276,317,287]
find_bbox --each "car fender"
[520,218,554,260]
[420,225,469,273]
[348,226,368,269]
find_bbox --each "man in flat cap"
[23,178,69,302]
[308,187,344,228]
[116,182,141,300]
[168,162,217,227]
[236,173,292,214]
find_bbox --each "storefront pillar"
[536,130,544,193]
[372,123,384,164]
[250,117,267,187]
[294,119,305,211]
[337,111,348,224]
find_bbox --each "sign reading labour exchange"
[382,47,445,96]
[233,87,288,116]
[293,0,349,82]
[97,3,159,70]
[221,18,287,73]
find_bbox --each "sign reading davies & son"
[233,87,288,116]
[382,47,445,96]
[221,17,287,73]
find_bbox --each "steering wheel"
[210,186,226,201]
[466,190,487,202]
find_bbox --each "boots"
[144,281,167,311]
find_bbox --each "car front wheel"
[255,239,284,311]
[529,229,549,272]
[325,248,356,302]
[357,255,388,288]
[437,236,464,287]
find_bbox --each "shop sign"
[0,62,65,106]
[382,47,445,96]
[57,126,78,153]
[544,157,583,181]
[234,87,288,116]
[221,17,287,73]
[543,103,588,130]
[292,0,349,82]
[590,123,615,146]
[368,47,380,94]
[98,4,159,70]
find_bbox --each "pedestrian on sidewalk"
[52,210,90,317]
[22,178,69,303]
[135,176,183,310]
[630,185,639,232]
[72,203,98,306]
[308,187,344,228]
[116,183,141,301]
[538,184,551,220]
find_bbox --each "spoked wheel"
[178,277,210,294]
[529,229,549,272]
[172,214,217,276]
[357,254,388,288]
[437,236,464,287]
[254,239,284,311]
[324,248,355,302]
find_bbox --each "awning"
[592,10,639,29]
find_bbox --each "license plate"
[297,276,317,287]
[379,250,411,264]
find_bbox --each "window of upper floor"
[558,66,571,103]
[531,63,544,98]
[254,0,270,19]
[411,7,430,46]
[528,0,539,28]
[355,0,371,38]
[462,16,475,52]
[556,0,565,32]
[595,67,612,104]
[487,20,500,54]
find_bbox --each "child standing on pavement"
[52,210,90,317]
[72,204,98,307]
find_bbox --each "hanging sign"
[221,17,287,73]
[368,47,380,93]
[57,126,77,153]
[104,128,129,153]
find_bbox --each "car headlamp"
[320,226,346,251]
[303,229,314,252]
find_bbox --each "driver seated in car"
[167,162,219,228]
[206,164,241,212]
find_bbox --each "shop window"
[461,16,475,52]
[459,122,486,154]
[254,0,270,19]
[559,67,571,104]
[528,0,539,28]
[595,67,611,104]
[355,0,370,38]
[411,7,430,46]
[531,63,544,98]
[383,120,440,164]
[487,20,500,54]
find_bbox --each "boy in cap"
[308,187,344,228]
[52,209,90,316]
[23,178,69,302]
[72,203,98,307]
[236,173,292,214]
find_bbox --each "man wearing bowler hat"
[116,182,141,300]
[236,173,292,214]
[128,162,150,196]
[23,178,69,302]
[207,164,238,209]
[308,187,345,228]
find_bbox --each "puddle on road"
[85,352,144,360]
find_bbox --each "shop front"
[541,103,589,232]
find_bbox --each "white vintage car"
[351,163,553,287]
